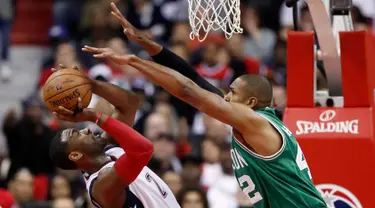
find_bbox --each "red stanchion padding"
[340,31,375,107]
[283,107,375,207]
[286,31,315,107]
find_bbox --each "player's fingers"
[123,28,134,37]
[59,64,67,69]
[77,97,83,109]
[111,12,124,26]
[51,68,57,72]
[83,45,103,53]
[93,53,106,58]
[93,52,112,58]
[110,2,123,17]
[58,106,74,115]
[110,3,130,26]
[72,66,79,70]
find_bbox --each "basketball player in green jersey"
[83,3,327,207]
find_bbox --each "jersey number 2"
[296,145,312,179]
[145,173,168,198]
[238,175,263,205]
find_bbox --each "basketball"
[42,68,92,114]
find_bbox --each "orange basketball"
[42,68,92,114]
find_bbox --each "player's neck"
[81,155,111,175]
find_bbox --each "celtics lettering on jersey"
[230,108,327,208]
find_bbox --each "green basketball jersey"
[231,107,327,208]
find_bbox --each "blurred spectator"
[2,94,56,183]
[52,198,75,208]
[266,39,287,86]
[0,0,13,81]
[193,114,231,142]
[207,143,239,208]
[170,41,190,61]
[144,112,171,140]
[195,41,233,89]
[80,0,124,47]
[8,168,34,206]
[50,175,72,200]
[152,133,183,173]
[38,41,88,89]
[279,4,313,41]
[53,0,83,39]
[200,139,221,190]
[180,155,202,189]
[242,6,277,62]
[55,169,86,204]
[132,78,153,131]
[351,5,372,30]
[177,187,209,208]
[224,34,264,82]
[89,37,139,81]
[272,83,287,107]
[170,23,193,49]
[126,0,174,43]
[154,102,179,136]
[162,171,182,196]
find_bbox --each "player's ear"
[246,97,258,108]
[69,151,83,162]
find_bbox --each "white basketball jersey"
[83,145,180,208]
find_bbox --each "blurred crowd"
[0,0,374,208]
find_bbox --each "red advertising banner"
[283,108,375,208]
[284,108,372,139]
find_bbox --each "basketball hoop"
[188,0,243,42]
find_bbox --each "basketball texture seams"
[42,69,92,113]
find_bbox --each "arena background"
[0,0,374,207]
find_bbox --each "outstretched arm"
[107,55,261,135]
[109,2,224,97]
[83,50,281,156]
[81,49,258,132]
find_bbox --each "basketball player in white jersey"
[49,67,180,208]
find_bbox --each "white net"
[188,0,243,42]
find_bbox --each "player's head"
[50,128,107,170]
[224,74,273,110]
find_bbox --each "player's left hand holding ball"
[53,97,97,123]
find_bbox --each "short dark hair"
[50,131,77,170]
[177,187,208,208]
[239,74,273,109]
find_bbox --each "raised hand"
[110,2,149,43]
[53,97,96,123]
[82,45,135,65]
